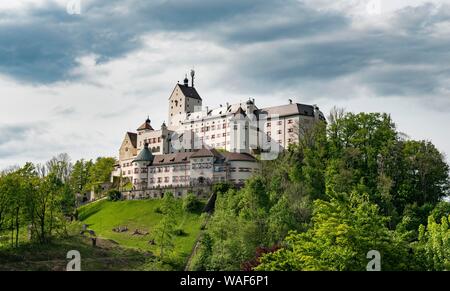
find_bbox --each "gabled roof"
[223,152,257,162]
[191,148,223,159]
[137,120,154,131]
[259,103,315,118]
[126,132,137,148]
[133,145,154,163]
[152,152,195,165]
[177,84,202,100]
[233,107,247,117]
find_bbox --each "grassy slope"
[0,234,150,271]
[78,199,204,263]
[0,199,204,271]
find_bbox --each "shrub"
[183,193,202,212]
[174,228,187,236]
[107,189,122,201]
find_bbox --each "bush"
[107,189,122,201]
[174,228,187,236]
[183,193,202,212]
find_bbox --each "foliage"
[256,191,411,270]
[183,193,202,213]
[107,189,122,202]
[154,192,177,260]
[192,109,449,271]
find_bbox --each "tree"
[70,159,93,193]
[414,215,450,270]
[46,153,72,183]
[183,193,202,212]
[257,191,411,271]
[154,192,177,260]
[397,140,449,208]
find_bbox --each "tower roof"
[177,84,202,100]
[133,144,154,163]
[137,117,154,131]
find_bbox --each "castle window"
[288,128,294,133]
[211,135,215,139]
[278,121,282,125]
[164,177,169,183]
[288,119,293,124]
[267,122,271,127]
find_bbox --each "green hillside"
[78,199,205,267]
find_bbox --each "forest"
[0,155,115,247]
[190,108,450,271]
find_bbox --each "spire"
[190,69,195,87]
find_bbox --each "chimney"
[289,99,293,104]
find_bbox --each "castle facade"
[112,71,325,199]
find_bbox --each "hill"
[0,198,206,271]
[0,234,149,271]
[78,198,205,268]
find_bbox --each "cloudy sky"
[0,0,449,169]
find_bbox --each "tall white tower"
[168,71,202,128]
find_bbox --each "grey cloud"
[0,0,347,83]
[52,106,76,116]
[0,0,449,108]
[221,3,450,102]
[0,123,48,159]
[0,124,36,147]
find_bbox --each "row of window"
[131,166,257,176]
[266,119,294,127]
[148,165,190,173]
[149,176,189,184]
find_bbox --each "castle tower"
[168,71,202,128]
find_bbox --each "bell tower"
[168,71,203,128]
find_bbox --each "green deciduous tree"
[257,191,410,271]
[154,192,177,260]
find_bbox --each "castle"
[111,70,325,199]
